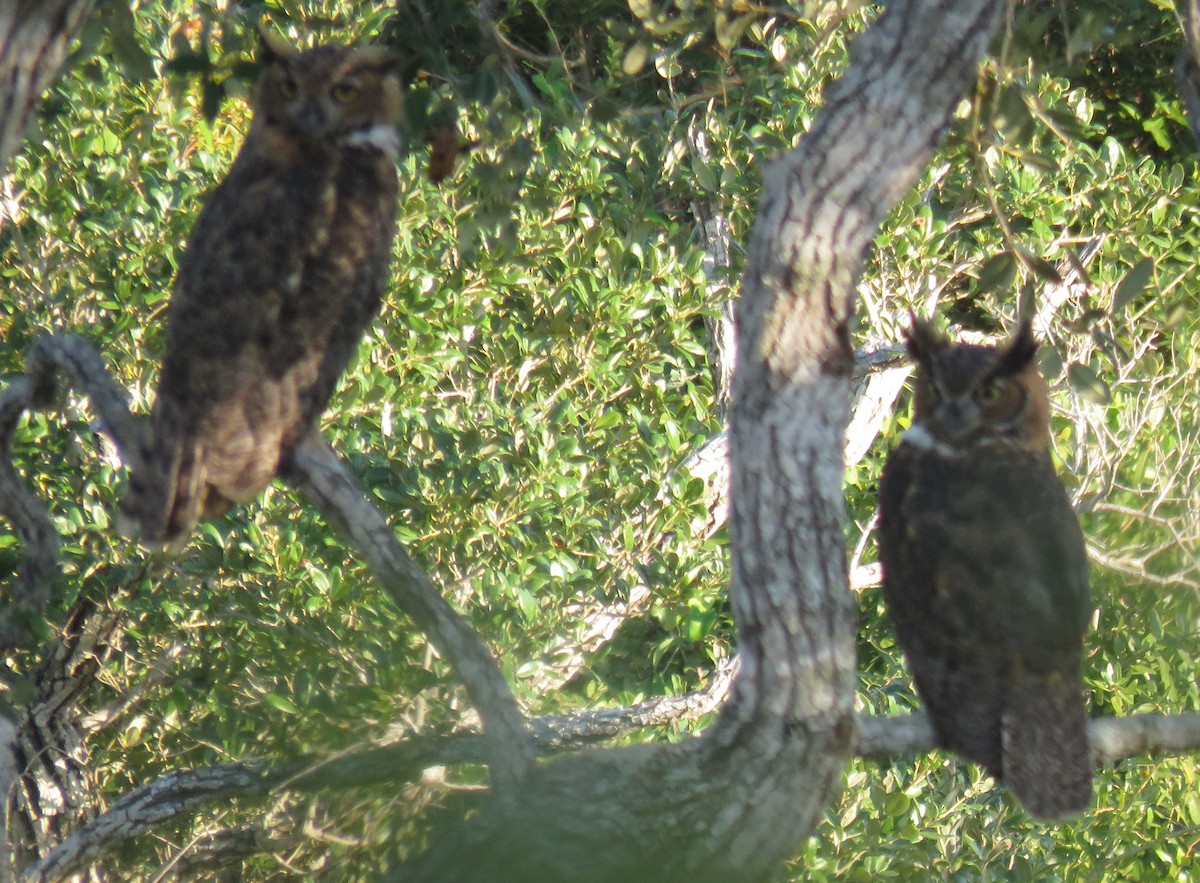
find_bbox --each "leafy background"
[0,0,1196,878]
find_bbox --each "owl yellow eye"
[975,379,1006,405]
[277,77,299,99]
[332,82,360,104]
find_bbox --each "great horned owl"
[121,27,402,547]
[877,317,1093,820]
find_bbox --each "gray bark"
[287,438,535,799]
[0,0,95,177]
[396,1,1006,880]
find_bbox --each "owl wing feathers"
[879,442,1092,818]
[292,153,397,432]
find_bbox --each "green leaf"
[1112,257,1154,313]
[111,29,155,82]
[976,251,1017,295]
[1067,362,1111,405]
[1038,344,1064,382]
[715,12,754,52]
[1018,249,1062,282]
[623,42,650,77]
[263,693,300,715]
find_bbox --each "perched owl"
[121,27,402,547]
[877,317,1093,820]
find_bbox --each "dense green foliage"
[0,0,1196,878]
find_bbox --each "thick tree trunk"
[0,1,95,176]
[397,2,1004,880]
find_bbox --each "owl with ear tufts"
[877,316,1093,820]
[121,26,403,548]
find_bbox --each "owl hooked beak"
[930,398,981,443]
[292,99,330,138]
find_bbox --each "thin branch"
[22,334,142,463]
[855,711,1200,768]
[286,437,534,799]
[0,334,140,648]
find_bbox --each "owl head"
[904,316,1051,452]
[252,25,402,152]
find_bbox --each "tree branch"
[23,665,736,882]
[286,437,534,799]
[0,334,141,647]
[856,711,1200,767]
[0,1,96,176]
[28,695,1199,881]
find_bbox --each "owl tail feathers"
[119,443,231,552]
[1001,670,1092,821]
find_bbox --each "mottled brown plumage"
[121,28,402,547]
[877,317,1093,820]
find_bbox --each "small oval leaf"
[1019,249,1062,283]
[1067,362,1111,405]
[976,251,1017,295]
[1038,344,1065,382]
[1113,257,1154,313]
[623,41,649,77]
[263,693,300,715]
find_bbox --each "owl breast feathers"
[120,28,403,548]
[877,318,1093,820]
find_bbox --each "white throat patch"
[343,124,401,159]
[902,423,1005,456]
[901,424,964,456]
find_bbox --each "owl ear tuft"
[354,46,404,76]
[903,313,947,364]
[998,319,1039,375]
[256,22,296,65]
